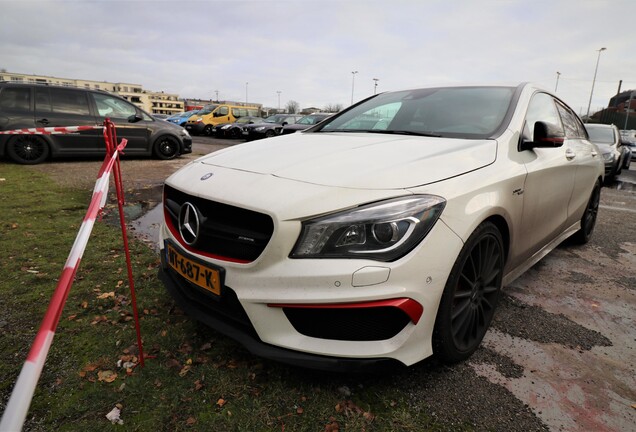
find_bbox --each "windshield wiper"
[367,130,442,137]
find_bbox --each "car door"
[35,87,101,154]
[90,92,151,154]
[514,92,576,263]
[554,100,601,225]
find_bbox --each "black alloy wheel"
[433,222,504,363]
[265,129,276,138]
[154,135,180,160]
[571,179,601,244]
[7,135,49,164]
[204,125,214,136]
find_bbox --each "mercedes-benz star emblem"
[200,172,214,180]
[178,202,200,245]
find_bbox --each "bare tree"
[285,100,300,114]
[323,103,343,113]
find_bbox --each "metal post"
[624,91,634,130]
[245,82,248,104]
[585,47,607,123]
[555,72,561,92]
[351,71,358,105]
[373,78,379,95]
[277,90,281,110]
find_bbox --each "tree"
[323,103,343,113]
[285,100,300,114]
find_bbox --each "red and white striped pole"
[0,123,127,431]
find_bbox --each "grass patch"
[0,163,447,431]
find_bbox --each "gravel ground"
[20,137,636,431]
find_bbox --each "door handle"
[37,118,50,125]
[565,149,576,160]
[591,150,598,157]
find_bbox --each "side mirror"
[127,113,143,123]
[521,121,565,150]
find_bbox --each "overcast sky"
[1,0,634,115]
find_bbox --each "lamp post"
[554,72,561,92]
[351,71,358,105]
[373,78,379,95]
[277,90,282,111]
[245,82,249,104]
[585,47,607,123]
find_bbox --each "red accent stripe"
[268,298,424,324]
[26,264,80,362]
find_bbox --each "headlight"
[222,125,232,129]
[181,128,190,137]
[602,152,615,162]
[255,126,266,131]
[290,195,446,262]
[196,118,203,123]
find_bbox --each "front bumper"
[158,261,404,372]
[185,122,206,135]
[181,136,193,154]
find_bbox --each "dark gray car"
[0,82,192,164]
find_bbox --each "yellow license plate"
[166,243,222,296]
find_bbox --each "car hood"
[199,132,497,189]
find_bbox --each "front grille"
[282,306,411,341]
[164,184,274,262]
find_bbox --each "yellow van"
[185,104,260,135]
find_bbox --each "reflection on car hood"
[199,132,497,189]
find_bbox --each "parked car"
[214,116,264,138]
[158,83,603,371]
[166,110,200,127]
[186,104,260,136]
[242,114,302,140]
[585,123,630,179]
[620,129,636,161]
[280,113,332,135]
[0,82,192,164]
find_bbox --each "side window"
[522,93,563,142]
[35,88,52,112]
[49,88,90,115]
[217,106,229,116]
[0,87,31,111]
[91,93,137,119]
[555,102,583,139]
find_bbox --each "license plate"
[165,242,222,296]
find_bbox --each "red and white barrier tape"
[0,125,101,135]
[0,136,128,432]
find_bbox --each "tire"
[153,135,180,160]
[433,221,504,364]
[203,125,214,136]
[265,129,276,138]
[230,127,241,139]
[6,135,50,165]
[570,179,601,244]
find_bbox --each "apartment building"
[0,71,184,115]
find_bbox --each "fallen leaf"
[216,398,227,407]
[296,407,304,415]
[106,406,124,425]
[186,417,197,425]
[97,292,115,300]
[179,365,191,377]
[194,380,204,391]
[98,370,118,383]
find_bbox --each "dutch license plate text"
[167,244,221,295]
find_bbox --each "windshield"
[298,115,327,125]
[264,114,288,123]
[198,104,218,116]
[316,86,516,139]
[586,126,615,144]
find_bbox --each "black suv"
[0,82,192,164]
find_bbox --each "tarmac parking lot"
[23,135,636,431]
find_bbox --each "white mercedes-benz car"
[158,84,603,371]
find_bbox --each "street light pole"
[585,47,607,123]
[554,72,561,92]
[373,78,379,95]
[351,71,358,105]
[277,90,281,111]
